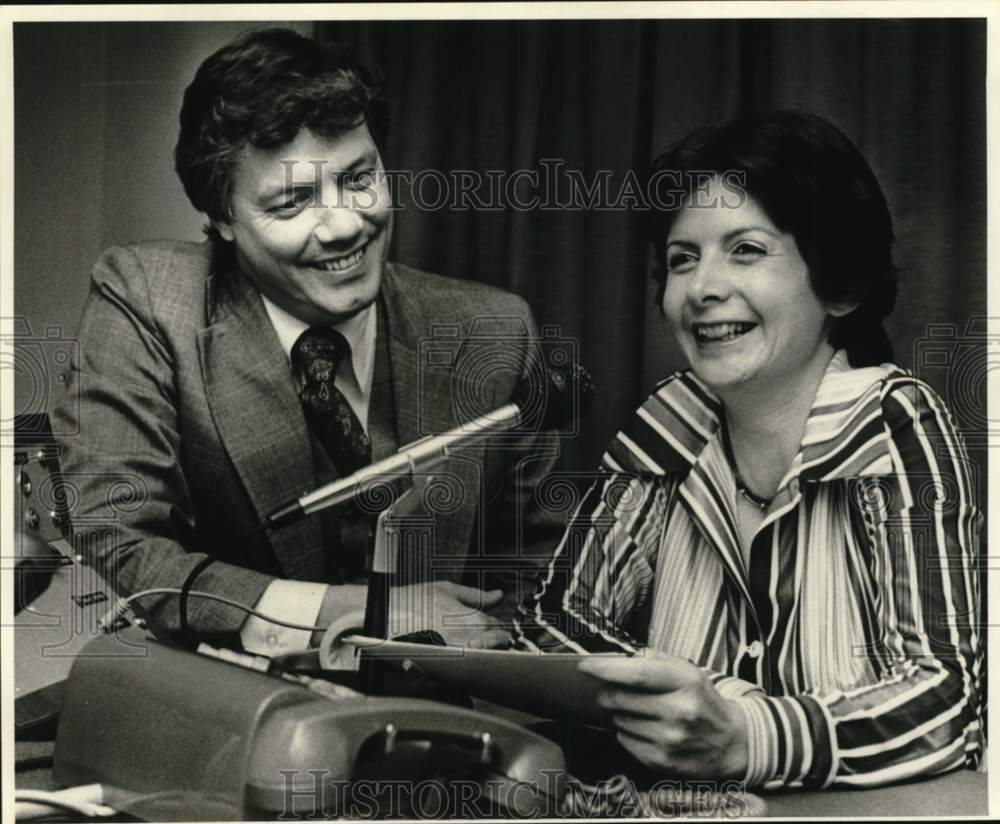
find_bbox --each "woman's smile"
[662,180,848,398]
[691,321,758,345]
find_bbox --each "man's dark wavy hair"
[647,110,897,368]
[174,27,389,226]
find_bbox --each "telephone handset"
[247,694,568,817]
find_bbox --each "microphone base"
[360,570,391,695]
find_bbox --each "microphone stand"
[260,364,593,689]
[358,468,418,694]
[359,504,396,693]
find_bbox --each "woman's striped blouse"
[514,351,984,789]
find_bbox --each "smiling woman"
[514,110,984,792]
[661,182,855,401]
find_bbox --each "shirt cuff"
[703,670,766,699]
[239,580,327,657]
[733,693,837,790]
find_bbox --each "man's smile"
[309,239,371,273]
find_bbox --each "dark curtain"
[317,19,986,486]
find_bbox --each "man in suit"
[51,28,563,655]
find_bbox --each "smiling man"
[51,28,562,654]
[217,125,391,326]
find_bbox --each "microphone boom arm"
[263,402,521,529]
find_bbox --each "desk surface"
[13,573,991,819]
[763,769,988,817]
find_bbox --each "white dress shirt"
[240,296,376,657]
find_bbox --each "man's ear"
[827,300,860,318]
[212,218,235,243]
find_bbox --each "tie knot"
[292,327,351,384]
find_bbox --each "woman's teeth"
[314,244,366,272]
[694,322,756,342]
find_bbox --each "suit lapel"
[197,268,325,581]
[379,265,481,566]
[380,264,458,444]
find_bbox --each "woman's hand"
[579,652,748,780]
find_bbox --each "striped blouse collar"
[602,350,898,483]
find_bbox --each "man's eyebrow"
[336,151,379,174]
[256,180,314,201]
[256,151,380,200]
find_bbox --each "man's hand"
[578,652,748,779]
[388,580,511,648]
[311,580,511,649]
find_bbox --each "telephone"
[53,628,568,819]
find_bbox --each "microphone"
[263,364,594,530]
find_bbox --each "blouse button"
[746,640,763,659]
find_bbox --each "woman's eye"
[732,242,765,259]
[667,251,697,272]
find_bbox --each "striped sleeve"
[735,379,984,789]
[512,469,664,654]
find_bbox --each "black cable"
[177,522,266,645]
[177,556,215,646]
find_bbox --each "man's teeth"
[315,244,366,272]
[694,322,756,342]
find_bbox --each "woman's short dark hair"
[175,27,389,225]
[647,110,897,367]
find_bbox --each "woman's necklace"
[733,485,766,566]
[725,431,771,565]
[733,469,773,511]
[721,420,775,512]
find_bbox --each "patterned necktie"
[292,327,372,476]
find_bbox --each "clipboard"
[346,636,627,723]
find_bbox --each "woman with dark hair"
[515,111,984,790]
